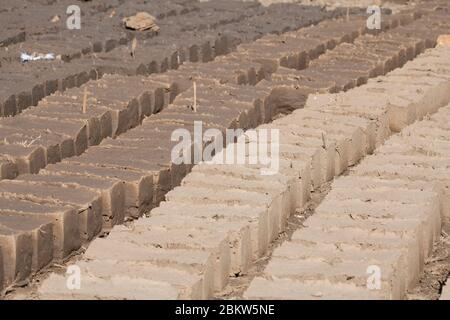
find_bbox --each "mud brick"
[109,225,231,291]
[1,130,65,166]
[150,108,231,131]
[166,185,281,244]
[98,142,184,197]
[20,171,125,229]
[24,99,113,147]
[0,157,18,180]
[16,91,33,114]
[0,212,53,273]
[47,161,153,217]
[0,94,16,117]
[270,67,339,93]
[383,34,424,60]
[0,144,46,175]
[0,226,32,288]
[156,201,267,263]
[299,18,364,46]
[317,44,376,66]
[84,238,215,298]
[31,83,46,107]
[354,39,402,70]
[183,170,290,230]
[0,180,102,241]
[0,115,88,157]
[68,147,171,208]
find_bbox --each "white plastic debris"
[20,52,55,63]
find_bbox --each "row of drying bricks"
[0,9,444,294]
[0,13,386,181]
[0,9,430,249]
[0,0,266,65]
[0,0,200,44]
[0,1,335,122]
[35,44,450,299]
[0,11,373,294]
[0,1,329,117]
[0,0,217,56]
[246,54,450,299]
[0,0,204,112]
[0,10,432,181]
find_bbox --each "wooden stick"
[82,86,88,114]
[346,7,350,22]
[193,80,197,112]
[131,37,137,58]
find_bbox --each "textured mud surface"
[1,0,450,300]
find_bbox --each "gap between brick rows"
[33,33,450,299]
[0,5,446,296]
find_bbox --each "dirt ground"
[407,233,450,300]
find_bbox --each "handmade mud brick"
[139,212,252,276]
[0,115,88,157]
[48,161,153,217]
[0,197,80,260]
[0,128,75,165]
[181,172,290,232]
[67,147,170,209]
[287,112,367,165]
[305,214,425,270]
[156,201,268,261]
[0,226,32,288]
[0,213,53,273]
[354,154,450,222]
[110,224,231,291]
[0,144,46,175]
[19,171,125,229]
[0,180,102,241]
[291,226,421,288]
[38,273,181,300]
[263,255,402,299]
[84,238,215,298]
[317,196,439,258]
[261,124,336,182]
[0,158,19,180]
[71,260,204,299]
[271,241,408,297]
[271,119,350,176]
[166,185,281,243]
[244,277,383,300]
[24,102,113,148]
[0,94,16,117]
[334,173,442,204]
[193,160,311,211]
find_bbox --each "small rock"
[437,34,450,46]
[50,15,60,23]
[123,12,160,32]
